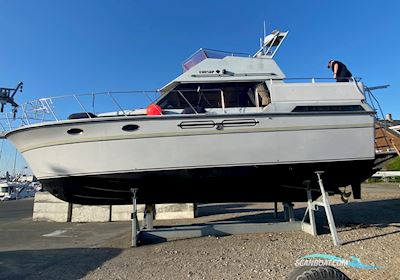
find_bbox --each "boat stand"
[130,188,158,247]
[143,204,155,230]
[130,171,340,247]
[301,171,340,246]
[130,188,139,247]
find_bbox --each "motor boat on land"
[1,30,397,205]
[0,178,37,201]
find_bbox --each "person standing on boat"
[327,60,352,82]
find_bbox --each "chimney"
[385,113,393,122]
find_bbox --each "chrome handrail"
[0,90,161,132]
[282,77,362,83]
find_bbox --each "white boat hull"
[5,112,376,204]
[8,113,375,179]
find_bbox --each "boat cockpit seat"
[68,112,98,119]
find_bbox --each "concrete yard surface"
[0,183,400,279]
[0,198,129,280]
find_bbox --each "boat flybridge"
[0,30,396,205]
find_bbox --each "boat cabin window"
[157,82,270,109]
[292,105,365,112]
[0,187,9,193]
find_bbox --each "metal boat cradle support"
[130,171,340,247]
[301,172,340,246]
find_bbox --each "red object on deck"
[146,104,162,115]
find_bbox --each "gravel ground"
[83,183,400,280]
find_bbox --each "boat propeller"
[0,82,23,118]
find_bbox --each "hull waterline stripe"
[18,123,372,153]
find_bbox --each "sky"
[0,0,399,174]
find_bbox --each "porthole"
[122,124,139,132]
[67,128,83,135]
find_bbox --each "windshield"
[182,48,250,72]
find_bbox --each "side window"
[158,92,180,109]
[197,91,222,108]
[158,82,270,109]
[223,83,270,107]
[159,90,222,109]
[292,105,365,112]
[223,88,255,107]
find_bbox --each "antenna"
[263,21,266,38]
[263,21,266,55]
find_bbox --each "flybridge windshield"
[181,30,288,72]
[182,48,250,72]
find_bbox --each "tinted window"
[158,82,267,109]
[292,105,365,112]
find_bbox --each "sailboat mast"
[12,148,17,177]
